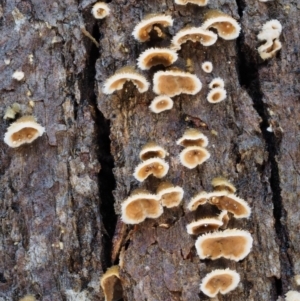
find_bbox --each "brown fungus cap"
[207,87,227,103]
[186,218,223,235]
[209,77,225,89]
[175,0,208,6]
[153,70,202,97]
[134,157,169,182]
[4,116,45,148]
[176,128,209,147]
[139,141,167,161]
[202,61,213,73]
[132,14,173,42]
[137,48,178,70]
[218,210,231,229]
[211,177,236,193]
[179,146,210,169]
[202,10,241,40]
[91,2,110,19]
[200,268,240,297]
[157,182,184,208]
[100,265,123,301]
[195,229,253,261]
[149,95,173,114]
[187,191,211,211]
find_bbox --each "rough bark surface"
[0,0,299,300]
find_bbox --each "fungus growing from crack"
[137,48,178,70]
[285,291,300,301]
[202,61,213,73]
[187,191,211,211]
[200,268,240,297]
[139,141,167,161]
[186,218,223,235]
[121,189,163,224]
[195,229,253,261]
[134,157,169,182]
[100,265,123,301]
[153,69,202,97]
[212,177,236,193]
[157,181,184,208]
[175,0,208,6]
[209,193,251,218]
[132,14,173,42]
[149,95,174,113]
[176,128,209,148]
[12,70,25,81]
[4,116,45,148]
[209,77,225,89]
[91,2,110,19]
[202,10,241,40]
[219,210,230,229]
[207,87,227,103]
[179,146,210,169]
[103,66,149,94]
[171,26,217,50]
[258,39,282,60]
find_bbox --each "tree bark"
[0,0,299,300]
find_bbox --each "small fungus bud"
[202,10,241,40]
[91,2,110,19]
[209,77,225,89]
[157,182,184,208]
[212,177,236,193]
[175,0,208,6]
[285,291,300,301]
[132,14,173,42]
[179,146,210,169]
[153,69,202,97]
[103,66,149,94]
[258,39,282,60]
[137,48,178,70]
[4,107,16,120]
[12,70,25,81]
[195,229,253,261]
[186,218,223,235]
[4,116,45,148]
[100,265,123,301]
[19,296,36,301]
[139,141,167,161]
[134,157,169,182]
[187,191,211,211]
[207,87,227,103]
[201,61,213,73]
[218,210,230,229]
[176,128,209,147]
[200,268,240,297]
[149,95,174,114]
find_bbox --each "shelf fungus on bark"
[195,229,253,261]
[134,157,169,182]
[121,189,163,224]
[103,66,149,94]
[186,218,223,235]
[149,95,174,113]
[207,87,227,103]
[137,48,178,70]
[285,291,300,301]
[175,0,208,6]
[171,27,217,50]
[202,10,241,40]
[100,265,123,301]
[209,77,225,89]
[176,128,209,148]
[132,14,173,42]
[91,2,110,19]
[258,38,282,60]
[212,177,236,193]
[202,61,213,73]
[4,116,45,148]
[157,181,184,208]
[139,141,168,161]
[200,268,240,297]
[153,69,202,97]
[187,191,211,211]
[179,146,210,169]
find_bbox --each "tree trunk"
[0,0,298,300]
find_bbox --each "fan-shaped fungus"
[100,265,123,301]
[202,61,213,73]
[149,95,174,113]
[157,182,184,208]
[91,2,110,19]
[211,177,236,193]
[285,291,300,301]
[202,10,241,40]
[175,0,208,6]
[176,128,209,148]
[179,146,210,169]
[195,229,253,261]
[209,77,225,89]
[186,218,223,235]
[139,141,167,161]
[103,66,149,94]
[207,87,227,103]
[200,269,240,297]
[258,39,282,60]
[4,116,45,148]
[137,48,178,70]
[187,191,211,211]
[134,157,169,182]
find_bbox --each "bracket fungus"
[209,77,225,89]
[200,269,240,297]
[137,48,178,70]
[179,146,210,169]
[207,87,227,103]
[219,210,230,229]
[100,265,123,301]
[176,128,209,148]
[175,0,208,6]
[212,177,236,193]
[139,141,167,161]
[186,218,223,235]
[157,182,184,208]
[4,116,45,148]
[258,38,282,60]
[153,70,202,97]
[171,27,217,50]
[195,229,253,261]
[91,2,110,19]
[201,61,213,73]
[285,291,300,301]
[202,10,241,40]
[103,66,149,94]
[187,191,211,211]
[132,14,173,42]
[149,95,174,113]
[121,189,163,224]
[134,157,169,182]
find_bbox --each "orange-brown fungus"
[180,146,210,169]
[11,127,38,142]
[100,265,123,301]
